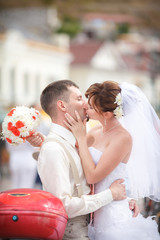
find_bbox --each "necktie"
[75,140,79,149]
[90,184,94,224]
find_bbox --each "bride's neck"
[102,118,119,134]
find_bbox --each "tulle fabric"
[88,215,160,240]
[120,82,160,201]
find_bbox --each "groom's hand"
[27,132,45,147]
[109,179,126,201]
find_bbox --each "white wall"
[0,30,71,107]
[70,65,152,104]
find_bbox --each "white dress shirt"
[38,123,113,218]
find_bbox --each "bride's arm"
[78,133,129,184]
[64,111,131,184]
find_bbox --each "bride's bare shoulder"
[117,127,132,148]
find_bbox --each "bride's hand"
[64,110,87,141]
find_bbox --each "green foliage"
[42,0,53,6]
[117,23,130,35]
[56,16,82,38]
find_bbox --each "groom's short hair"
[40,80,79,118]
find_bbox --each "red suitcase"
[0,188,68,239]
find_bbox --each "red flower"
[29,130,34,136]
[11,127,20,136]
[8,122,13,130]
[32,116,36,120]
[16,121,24,128]
[6,138,12,143]
[8,109,16,116]
[22,137,26,142]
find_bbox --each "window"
[10,68,15,103]
[24,72,29,96]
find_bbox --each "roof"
[70,37,160,73]
[83,13,137,24]
[70,41,102,64]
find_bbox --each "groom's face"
[66,86,88,121]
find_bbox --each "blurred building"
[81,13,137,40]
[0,7,71,108]
[70,34,160,110]
[0,30,71,107]
[0,7,160,114]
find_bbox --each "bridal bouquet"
[1,106,41,145]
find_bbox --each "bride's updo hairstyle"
[85,81,121,113]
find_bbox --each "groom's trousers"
[63,215,90,239]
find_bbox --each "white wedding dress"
[88,147,160,240]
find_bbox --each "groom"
[28,80,139,239]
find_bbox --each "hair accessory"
[113,93,123,119]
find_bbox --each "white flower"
[114,93,123,105]
[113,106,123,119]
[113,93,123,119]
[1,106,41,145]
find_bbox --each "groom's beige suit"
[37,123,113,239]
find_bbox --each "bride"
[64,81,160,240]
